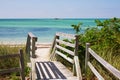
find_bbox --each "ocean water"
[0,18,105,44]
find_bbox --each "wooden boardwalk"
[26,32,82,80]
[0,32,120,80]
[26,32,120,80]
[31,47,78,80]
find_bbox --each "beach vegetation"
[71,22,83,34]
[70,17,120,79]
[0,44,30,79]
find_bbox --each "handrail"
[26,32,37,58]
[0,49,25,80]
[85,43,120,80]
[50,32,82,80]
[56,32,76,39]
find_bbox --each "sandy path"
[35,47,51,61]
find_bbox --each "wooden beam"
[0,68,20,74]
[74,56,82,80]
[73,35,79,76]
[88,62,104,80]
[56,39,75,48]
[56,44,74,56]
[19,49,25,80]
[0,54,20,59]
[89,48,120,79]
[56,32,75,39]
[85,43,90,75]
[55,50,74,64]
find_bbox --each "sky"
[0,0,120,18]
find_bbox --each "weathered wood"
[26,32,37,59]
[73,35,79,76]
[49,45,56,61]
[35,61,78,80]
[56,32,75,39]
[0,68,20,74]
[74,35,79,56]
[32,38,36,58]
[88,61,104,80]
[85,43,90,75]
[50,32,82,80]
[0,49,25,80]
[55,50,74,64]
[56,44,74,56]
[19,49,25,80]
[28,32,38,41]
[49,35,57,54]
[88,48,120,79]
[56,39,75,48]
[37,32,82,80]
[26,35,31,54]
[35,61,66,79]
[0,54,20,59]
[31,58,36,80]
[50,35,59,61]
[74,56,82,80]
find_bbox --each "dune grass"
[0,44,30,79]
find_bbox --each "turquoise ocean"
[0,18,105,44]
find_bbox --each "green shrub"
[71,17,120,79]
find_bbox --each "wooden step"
[35,61,78,80]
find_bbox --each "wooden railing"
[50,32,82,80]
[26,32,37,58]
[85,43,120,80]
[0,49,25,80]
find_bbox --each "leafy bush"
[71,18,120,79]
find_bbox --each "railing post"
[73,35,79,76]
[32,37,37,58]
[52,34,59,61]
[26,34,31,62]
[26,35,30,54]
[19,49,25,80]
[49,35,57,61]
[85,43,90,76]
[49,35,57,54]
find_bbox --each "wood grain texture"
[88,48,120,79]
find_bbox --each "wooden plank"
[0,54,20,59]
[28,32,37,41]
[32,38,36,58]
[85,43,90,75]
[0,68,20,74]
[53,61,78,80]
[56,44,74,56]
[88,48,120,79]
[88,61,104,80]
[49,46,56,61]
[73,35,79,76]
[49,35,57,54]
[35,61,67,79]
[55,50,74,64]
[56,39,75,48]
[31,58,36,80]
[74,56,82,80]
[26,32,38,58]
[19,49,25,80]
[56,32,75,39]
[28,32,35,37]
[26,35,30,54]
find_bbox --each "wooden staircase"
[26,32,120,80]
[26,32,82,80]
